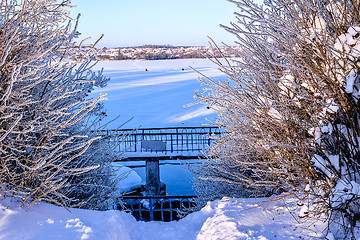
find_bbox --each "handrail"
[93,126,222,156]
[121,195,197,199]
[99,132,221,136]
[93,126,220,132]
[117,195,198,222]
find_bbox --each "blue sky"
[70,0,244,47]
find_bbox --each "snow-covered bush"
[193,0,360,238]
[0,0,118,210]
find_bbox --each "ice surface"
[89,59,224,129]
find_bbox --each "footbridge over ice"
[94,126,223,221]
[95,126,222,161]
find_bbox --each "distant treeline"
[129,44,202,49]
[96,45,241,61]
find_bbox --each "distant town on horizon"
[95,45,242,61]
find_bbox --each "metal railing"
[116,195,197,222]
[96,127,219,221]
[95,126,221,155]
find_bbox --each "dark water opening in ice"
[130,159,200,195]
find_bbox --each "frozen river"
[91,59,224,129]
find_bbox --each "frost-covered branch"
[193,0,360,238]
[0,0,120,210]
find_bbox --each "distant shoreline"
[95,45,242,61]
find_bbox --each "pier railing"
[116,195,198,222]
[96,126,221,221]
[95,126,222,157]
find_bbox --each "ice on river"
[90,59,224,129]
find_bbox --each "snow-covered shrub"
[193,0,360,238]
[0,0,118,210]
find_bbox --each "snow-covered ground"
[0,196,325,240]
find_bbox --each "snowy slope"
[0,196,325,240]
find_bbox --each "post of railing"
[169,200,173,221]
[208,128,212,146]
[160,200,164,221]
[190,130,194,151]
[170,134,173,153]
[176,128,179,152]
[149,198,154,221]
[134,134,137,152]
[138,201,142,220]
[118,138,126,152]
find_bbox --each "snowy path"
[0,196,325,240]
